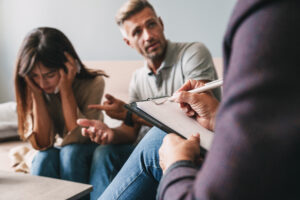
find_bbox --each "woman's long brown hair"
[14,27,107,139]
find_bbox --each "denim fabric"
[31,143,98,199]
[31,143,98,182]
[89,144,135,200]
[98,127,166,200]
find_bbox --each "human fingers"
[88,127,103,144]
[93,132,103,144]
[81,127,89,137]
[64,52,77,79]
[158,147,166,171]
[161,133,181,148]
[188,133,200,143]
[59,68,67,78]
[24,76,39,90]
[64,61,77,80]
[158,138,168,171]
[77,118,96,127]
[105,93,115,103]
[82,126,95,140]
[185,104,196,117]
[174,91,196,105]
[187,133,201,158]
[186,109,195,117]
[24,76,34,86]
[100,132,108,145]
[88,104,106,110]
[163,133,185,146]
[179,103,195,117]
[64,52,76,66]
[159,134,185,172]
[82,127,102,144]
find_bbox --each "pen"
[152,79,223,105]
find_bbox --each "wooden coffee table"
[0,171,92,200]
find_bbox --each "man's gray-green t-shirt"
[128,40,220,103]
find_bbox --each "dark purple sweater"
[157,0,300,199]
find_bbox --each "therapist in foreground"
[157,0,300,199]
[159,79,218,172]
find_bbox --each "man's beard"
[145,43,167,60]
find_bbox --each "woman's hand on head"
[58,52,78,92]
[24,75,43,96]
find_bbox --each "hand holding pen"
[173,79,221,131]
[153,79,222,105]
[171,79,222,101]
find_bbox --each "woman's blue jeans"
[31,143,98,183]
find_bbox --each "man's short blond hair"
[115,0,156,27]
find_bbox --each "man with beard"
[77,0,220,199]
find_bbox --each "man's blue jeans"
[31,143,98,183]
[98,127,167,200]
[89,144,135,200]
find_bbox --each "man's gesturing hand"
[77,119,114,145]
[88,94,127,121]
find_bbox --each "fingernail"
[193,133,199,137]
[172,93,180,100]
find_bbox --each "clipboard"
[125,98,215,154]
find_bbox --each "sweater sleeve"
[157,161,198,200]
[157,1,300,200]
[24,76,105,149]
[61,76,105,146]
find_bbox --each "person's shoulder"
[74,75,105,91]
[184,42,208,54]
[92,75,105,86]
[171,41,205,50]
[183,42,211,61]
[171,41,209,57]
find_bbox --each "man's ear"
[121,27,133,48]
[158,17,164,30]
[123,37,131,47]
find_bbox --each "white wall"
[0,0,236,102]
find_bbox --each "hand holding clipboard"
[125,79,222,153]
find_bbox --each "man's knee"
[92,144,134,165]
[130,127,167,168]
[136,127,167,153]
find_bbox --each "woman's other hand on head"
[58,52,78,92]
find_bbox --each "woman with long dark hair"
[14,27,107,185]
